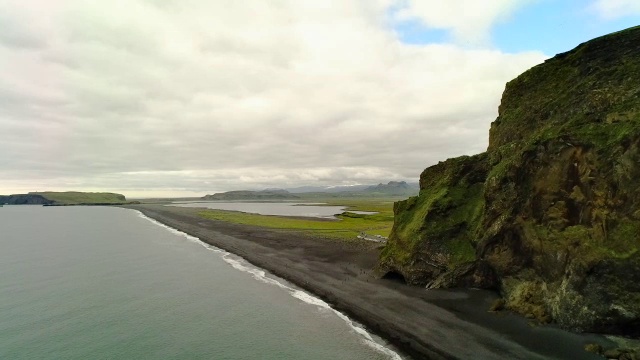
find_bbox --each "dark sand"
[125,204,613,360]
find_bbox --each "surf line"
[134,210,404,360]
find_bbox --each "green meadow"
[197,198,399,241]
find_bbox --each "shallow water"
[0,206,401,360]
[170,201,376,218]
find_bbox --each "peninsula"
[0,192,129,206]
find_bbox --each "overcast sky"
[1,0,639,197]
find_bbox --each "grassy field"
[197,197,399,241]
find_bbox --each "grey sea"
[0,206,401,360]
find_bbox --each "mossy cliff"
[380,26,640,335]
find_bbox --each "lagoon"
[170,201,376,218]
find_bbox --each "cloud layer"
[0,0,546,196]
[393,0,532,44]
[591,0,640,19]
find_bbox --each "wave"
[134,210,403,360]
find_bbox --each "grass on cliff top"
[197,198,395,241]
[32,191,126,205]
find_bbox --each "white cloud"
[392,0,532,44]
[0,0,545,197]
[590,0,640,19]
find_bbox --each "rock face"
[379,26,640,335]
[0,194,54,205]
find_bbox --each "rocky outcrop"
[380,154,491,286]
[0,194,54,205]
[379,26,640,335]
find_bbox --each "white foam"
[134,210,404,360]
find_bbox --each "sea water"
[0,206,402,359]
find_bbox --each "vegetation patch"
[382,154,488,270]
[197,198,395,242]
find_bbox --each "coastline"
[134,209,403,359]
[123,204,612,360]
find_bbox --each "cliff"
[380,26,640,336]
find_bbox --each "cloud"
[0,3,48,49]
[391,0,532,44]
[0,0,545,197]
[590,0,640,19]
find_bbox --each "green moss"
[396,189,447,243]
[489,25,640,155]
[608,220,640,257]
[382,155,487,269]
[381,189,446,264]
[583,121,640,146]
[443,237,476,268]
[560,225,591,243]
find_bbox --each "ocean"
[0,206,402,359]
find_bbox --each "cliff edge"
[380,26,640,336]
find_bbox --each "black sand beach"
[125,204,612,360]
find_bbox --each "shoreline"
[124,204,612,360]
[135,209,403,359]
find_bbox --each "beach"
[126,204,611,360]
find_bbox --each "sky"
[0,0,639,198]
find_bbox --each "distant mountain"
[361,181,418,196]
[285,182,419,195]
[201,182,419,200]
[286,185,372,193]
[202,189,299,201]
